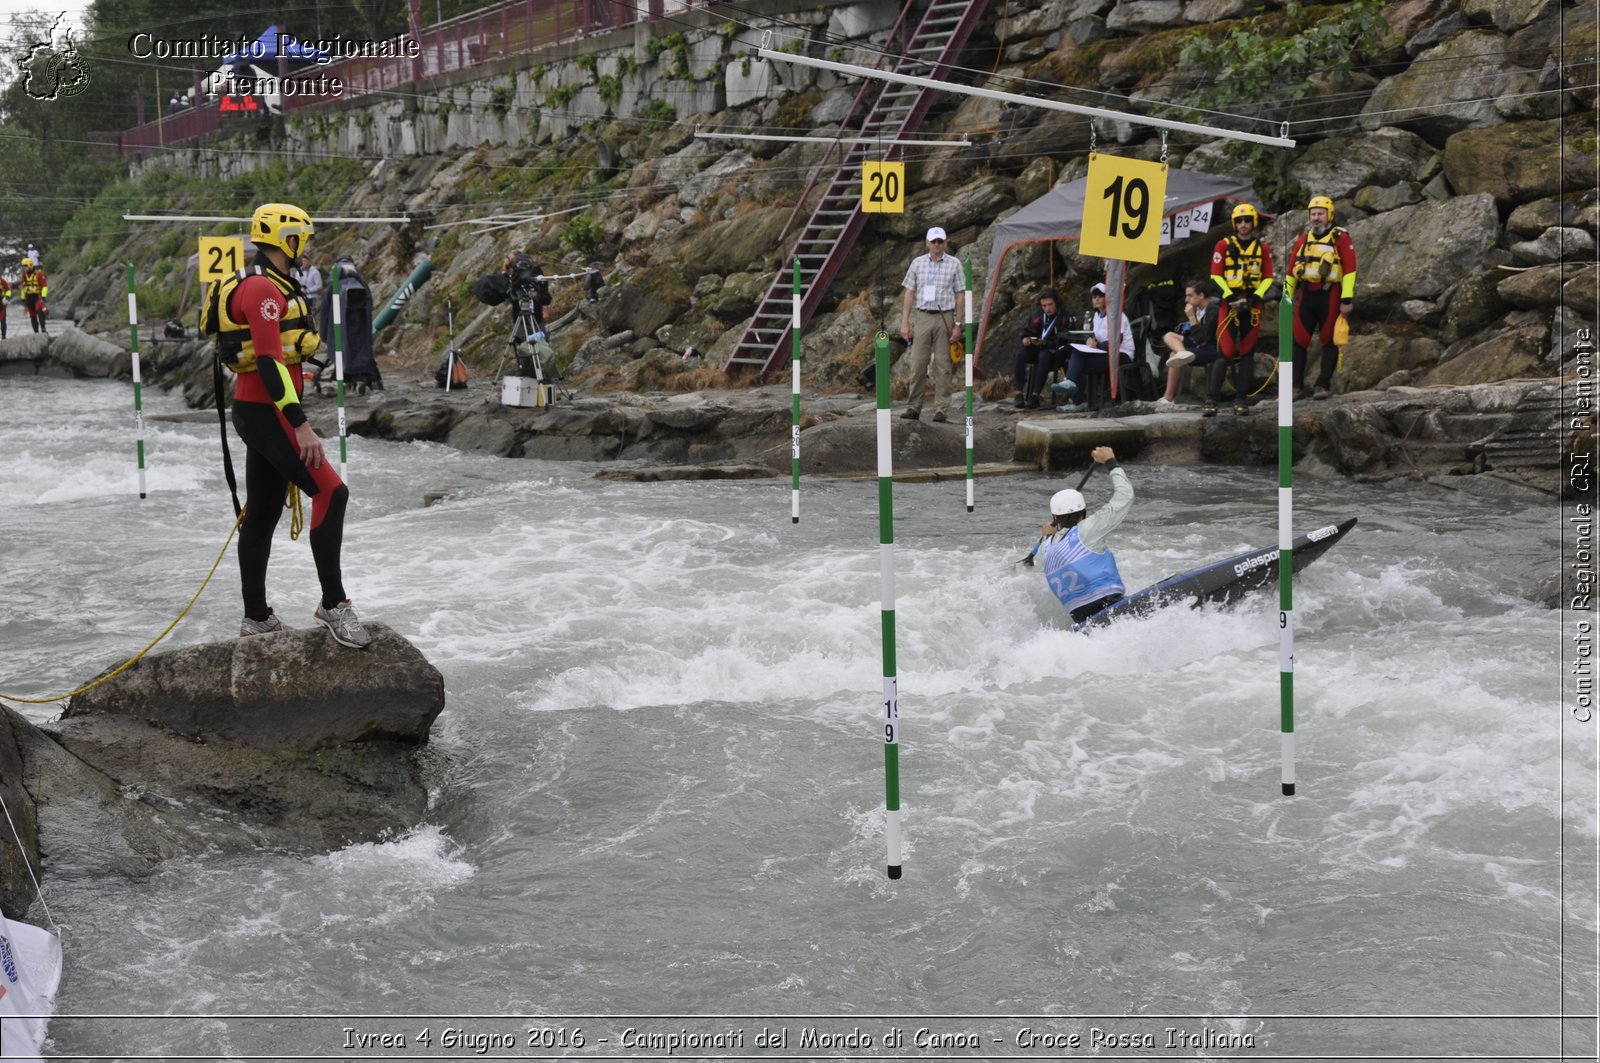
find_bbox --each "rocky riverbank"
[0,326,1588,499]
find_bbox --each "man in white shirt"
[297,255,324,314]
[897,226,965,423]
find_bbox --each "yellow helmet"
[1307,195,1335,220]
[1231,203,1258,226]
[20,258,32,269]
[250,202,314,258]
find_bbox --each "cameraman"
[502,251,553,341]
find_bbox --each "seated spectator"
[1063,281,1135,398]
[1155,278,1224,414]
[1011,287,1075,409]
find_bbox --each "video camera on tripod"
[473,252,571,407]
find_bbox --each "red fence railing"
[120,0,701,156]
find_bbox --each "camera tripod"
[495,297,573,400]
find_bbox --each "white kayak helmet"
[1050,488,1086,517]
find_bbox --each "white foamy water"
[0,377,1592,1059]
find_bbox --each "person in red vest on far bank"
[1209,202,1275,415]
[1285,194,1357,400]
[18,258,47,334]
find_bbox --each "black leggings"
[233,401,348,619]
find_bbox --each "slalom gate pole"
[963,258,975,512]
[791,257,801,524]
[331,265,348,480]
[125,263,147,499]
[1278,296,1295,796]
[444,296,457,394]
[874,330,902,879]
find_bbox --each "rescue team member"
[211,202,370,648]
[18,258,47,334]
[0,274,10,339]
[1285,194,1357,400]
[1210,203,1275,413]
[1039,445,1132,624]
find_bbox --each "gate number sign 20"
[861,161,905,214]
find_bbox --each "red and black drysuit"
[225,259,348,622]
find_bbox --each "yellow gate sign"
[1080,153,1168,264]
[198,236,245,283]
[861,161,905,214]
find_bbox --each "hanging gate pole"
[1278,297,1296,796]
[125,263,147,499]
[791,257,802,524]
[963,258,975,513]
[330,265,348,480]
[874,330,903,879]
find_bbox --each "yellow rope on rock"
[287,484,305,541]
[0,510,246,707]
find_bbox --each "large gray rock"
[888,175,1014,239]
[0,709,44,917]
[1360,29,1544,141]
[1105,0,1183,32]
[1462,0,1560,33]
[1506,192,1597,237]
[0,625,447,902]
[1344,194,1502,313]
[1510,227,1595,265]
[1288,129,1437,201]
[1442,118,1590,205]
[65,624,444,751]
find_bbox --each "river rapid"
[0,378,1592,1061]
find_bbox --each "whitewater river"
[0,377,1593,1061]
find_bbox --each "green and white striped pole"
[125,263,147,499]
[874,330,903,879]
[790,257,802,524]
[330,264,348,480]
[962,258,975,513]
[1278,296,1295,796]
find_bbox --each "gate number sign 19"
[1079,153,1168,265]
[861,161,905,214]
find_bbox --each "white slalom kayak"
[0,915,61,1063]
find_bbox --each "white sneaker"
[1167,350,1197,367]
[314,599,372,649]
[1152,397,1175,408]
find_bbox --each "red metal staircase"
[722,0,990,377]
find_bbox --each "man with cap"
[897,226,965,422]
[1038,445,1132,623]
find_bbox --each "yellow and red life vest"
[203,265,320,374]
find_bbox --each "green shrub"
[490,83,514,118]
[560,215,604,257]
[639,99,676,133]
[597,74,623,112]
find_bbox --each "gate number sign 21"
[1080,153,1168,264]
